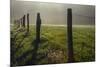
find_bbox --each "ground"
[11,25,95,66]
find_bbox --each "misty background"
[11,0,95,25]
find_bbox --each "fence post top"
[67,8,72,11]
[37,12,40,15]
[27,13,29,15]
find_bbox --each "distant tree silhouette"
[67,8,74,62]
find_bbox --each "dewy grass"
[11,25,95,65]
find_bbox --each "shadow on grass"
[14,39,40,66]
[11,32,49,66]
[22,37,49,65]
[25,36,49,65]
[11,32,29,66]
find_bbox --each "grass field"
[11,25,95,66]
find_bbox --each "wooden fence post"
[14,20,16,26]
[16,19,19,28]
[23,15,25,27]
[67,8,74,62]
[19,18,21,28]
[21,17,23,27]
[18,19,20,28]
[32,13,41,64]
[36,13,41,43]
[27,13,29,33]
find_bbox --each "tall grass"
[11,25,95,66]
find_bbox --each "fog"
[11,0,95,25]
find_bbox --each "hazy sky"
[11,0,95,25]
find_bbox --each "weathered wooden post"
[19,18,21,28]
[67,8,74,62]
[14,20,16,26]
[27,13,29,33]
[32,13,41,64]
[36,13,41,43]
[18,19,20,28]
[16,19,20,28]
[23,15,25,27]
[21,17,23,27]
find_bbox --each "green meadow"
[11,25,95,66]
